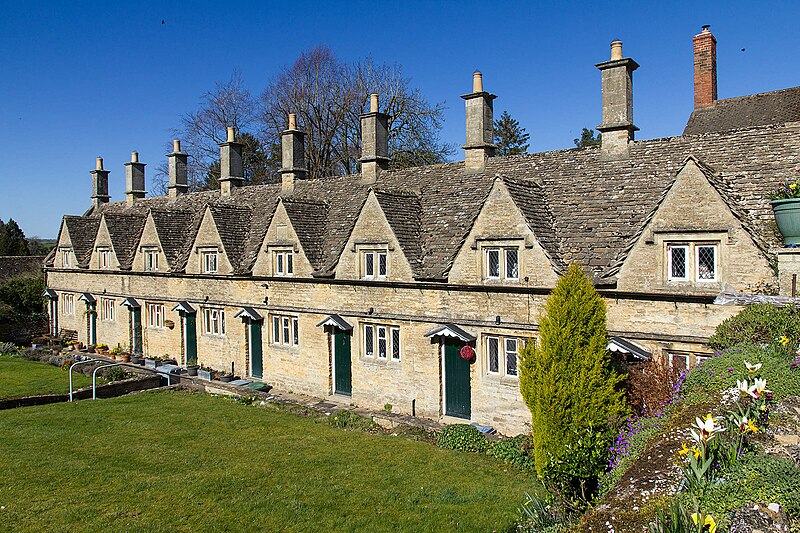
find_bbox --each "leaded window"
[668,245,688,280]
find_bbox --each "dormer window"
[667,243,718,283]
[60,249,72,268]
[99,249,112,270]
[485,247,519,281]
[275,250,293,276]
[201,250,218,274]
[144,249,159,272]
[363,250,387,280]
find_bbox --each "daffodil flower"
[678,443,691,456]
[744,360,763,372]
[691,513,717,533]
[747,419,759,433]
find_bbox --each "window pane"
[220,310,225,335]
[488,250,500,278]
[292,317,299,346]
[282,317,290,344]
[505,249,519,279]
[276,253,284,274]
[670,353,688,372]
[505,338,518,376]
[287,253,293,274]
[391,328,400,360]
[364,325,374,356]
[377,326,387,358]
[697,246,716,280]
[378,253,387,277]
[670,247,687,279]
[365,253,374,277]
[273,316,280,343]
[488,337,499,373]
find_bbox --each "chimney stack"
[359,94,389,183]
[693,25,717,109]
[124,151,147,206]
[219,126,244,196]
[90,157,111,207]
[280,114,307,194]
[167,140,188,199]
[461,71,496,170]
[596,40,639,159]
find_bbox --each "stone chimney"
[219,126,244,196]
[280,114,307,194]
[167,140,188,199]
[461,71,496,171]
[359,94,389,183]
[596,40,639,159]
[90,157,111,207]
[124,151,146,206]
[693,25,717,109]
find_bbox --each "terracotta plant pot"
[120,354,130,363]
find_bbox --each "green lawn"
[0,391,535,532]
[0,353,93,399]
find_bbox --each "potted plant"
[131,354,143,365]
[198,366,214,381]
[96,344,110,356]
[216,370,234,383]
[186,364,200,376]
[145,355,162,369]
[771,168,800,245]
[161,354,177,365]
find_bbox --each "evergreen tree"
[0,220,6,255]
[573,127,601,148]
[519,263,627,477]
[0,219,30,256]
[493,111,530,156]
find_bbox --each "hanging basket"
[459,345,476,363]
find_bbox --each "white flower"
[752,378,770,398]
[690,414,726,443]
[744,360,762,373]
[737,379,751,396]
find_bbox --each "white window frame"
[271,314,298,346]
[362,251,388,280]
[485,247,520,281]
[485,335,519,378]
[669,352,689,372]
[99,249,112,270]
[144,249,159,272]
[146,302,164,329]
[487,336,500,374]
[362,323,400,361]
[62,293,75,316]
[203,307,225,336]
[505,338,519,376]
[486,248,501,279]
[694,355,711,367]
[201,250,219,274]
[667,244,689,281]
[390,327,401,360]
[272,315,280,345]
[377,325,388,359]
[695,244,718,282]
[275,250,294,276]
[61,249,72,268]
[100,298,115,322]
[505,249,519,280]
[292,317,299,346]
[363,324,375,357]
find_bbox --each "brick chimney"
[90,157,111,207]
[461,71,496,170]
[167,140,188,199]
[124,151,146,206]
[359,94,389,183]
[219,126,244,196]
[280,113,307,194]
[693,25,717,109]
[596,40,639,159]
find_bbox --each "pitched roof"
[373,189,423,273]
[62,216,101,268]
[75,120,799,284]
[102,214,146,270]
[684,86,800,135]
[148,209,198,271]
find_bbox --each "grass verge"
[0,352,93,399]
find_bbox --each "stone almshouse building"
[44,29,800,434]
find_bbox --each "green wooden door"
[88,306,97,346]
[444,339,471,419]
[250,321,263,379]
[185,314,197,366]
[333,330,352,396]
[132,308,143,355]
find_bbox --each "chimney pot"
[472,71,483,93]
[226,126,235,142]
[173,139,181,152]
[610,40,623,61]
[131,151,139,163]
[369,94,379,113]
[288,113,297,130]
[96,157,104,170]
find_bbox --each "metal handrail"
[91,362,173,400]
[69,359,98,402]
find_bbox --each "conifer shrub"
[708,303,800,350]
[519,263,628,489]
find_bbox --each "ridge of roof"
[684,86,800,135]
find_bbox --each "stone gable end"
[617,159,775,292]
[334,191,414,280]
[185,208,234,275]
[89,218,121,270]
[449,179,558,286]
[54,221,73,268]
[131,214,168,272]
[252,201,314,277]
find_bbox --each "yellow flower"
[747,419,759,433]
[691,513,717,533]
[780,336,790,346]
[790,183,797,190]
[679,443,691,456]
[693,446,701,459]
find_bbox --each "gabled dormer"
[616,157,774,293]
[185,205,251,275]
[335,189,417,281]
[56,216,101,269]
[90,217,120,270]
[90,214,146,271]
[132,211,169,273]
[449,177,560,287]
[253,198,323,277]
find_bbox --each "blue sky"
[1,0,798,238]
